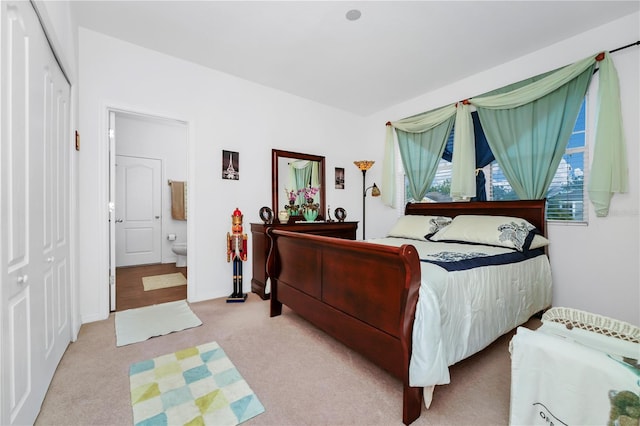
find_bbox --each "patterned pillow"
[387,215,452,241]
[428,215,549,251]
[426,216,453,238]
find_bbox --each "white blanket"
[369,238,552,387]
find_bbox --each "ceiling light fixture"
[345,9,361,21]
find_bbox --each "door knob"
[17,274,28,284]
[47,256,55,263]
[116,219,124,223]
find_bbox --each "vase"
[278,210,290,223]
[302,208,318,222]
[285,200,298,216]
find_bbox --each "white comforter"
[369,237,552,388]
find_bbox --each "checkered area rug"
[129,341,264,426]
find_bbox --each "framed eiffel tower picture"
[222,150,240,180]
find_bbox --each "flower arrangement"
[283,186,319,219]
[284,188,297,204]
[298,185,319,202]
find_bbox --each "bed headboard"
[404,199,547,235]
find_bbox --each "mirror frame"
[272,149,326,223]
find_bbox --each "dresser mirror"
[272,149,326,222]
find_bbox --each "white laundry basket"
[509,307,639,426]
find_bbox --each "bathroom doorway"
[108,110,188,311]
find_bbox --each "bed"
[266,199,552,424]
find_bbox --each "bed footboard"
[267,229,423,424]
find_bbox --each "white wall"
[114,112,188,264]
[363,12,640,326]
[78,29,365,323]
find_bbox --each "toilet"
[172,242,187,267]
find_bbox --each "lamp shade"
[353,160,375,171]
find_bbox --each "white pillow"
[428,214,549,251]
[529,233,550,250]
[387,215,452,241]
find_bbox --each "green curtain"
[383,104,456,207]
[396,115,455,201]
[475,64,594,199]
[289,160,312,204]
[588,54,628,216]
[383,51,628,216]
[450,103,476,199]
[310,161,320,188]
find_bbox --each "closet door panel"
[2,5,36,423]
[46,67,70,363]
[5,3,29,276]
[1,2,72,424]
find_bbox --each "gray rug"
[115,300,202,347]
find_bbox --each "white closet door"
[0,2,72,425]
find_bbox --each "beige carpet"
[142,272,187,291]
[36,295,541,425]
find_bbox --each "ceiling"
[71,1,639,116]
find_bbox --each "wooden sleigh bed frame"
[266,199,547,425]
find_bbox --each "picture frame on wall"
[222,150,239,180]
[335,167,344,189]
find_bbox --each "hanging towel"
[170,181,187,220]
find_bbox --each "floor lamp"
[353,161,381,240]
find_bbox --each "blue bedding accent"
[421,248,546,271]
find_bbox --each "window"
[489,100,587,221]
[405,100,588,222]
[410,159,453,202]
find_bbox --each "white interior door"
[115,155,162,267]
[0,1,72,424]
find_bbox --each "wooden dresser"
[250,221,358,299]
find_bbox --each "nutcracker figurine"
[226,207,248,302]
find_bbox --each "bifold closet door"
[0,2,72,425]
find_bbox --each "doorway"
[108,110,188,311]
